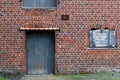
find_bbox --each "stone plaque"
[93,29,109,47]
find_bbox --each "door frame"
[25,30,56,75]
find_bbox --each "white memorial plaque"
[93,30,109,47]
[89,29,116,48]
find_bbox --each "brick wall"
[0,0,120,74]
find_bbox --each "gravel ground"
[0,71,120,80]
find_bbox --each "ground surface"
[0,71,120,80]
[21,71,120,80]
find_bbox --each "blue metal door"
[26,31,55,75]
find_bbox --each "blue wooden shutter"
[23,0,57,8]
[89,31,94,47]
[109,30,116,47]
[46,0,57,8]
[23,0,32,7]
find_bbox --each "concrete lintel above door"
[20,27,60,31]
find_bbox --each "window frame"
[89,29,116,48]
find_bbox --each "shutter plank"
[47,0,57,7]
[109,30,116,47]
[89,31,93,47]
